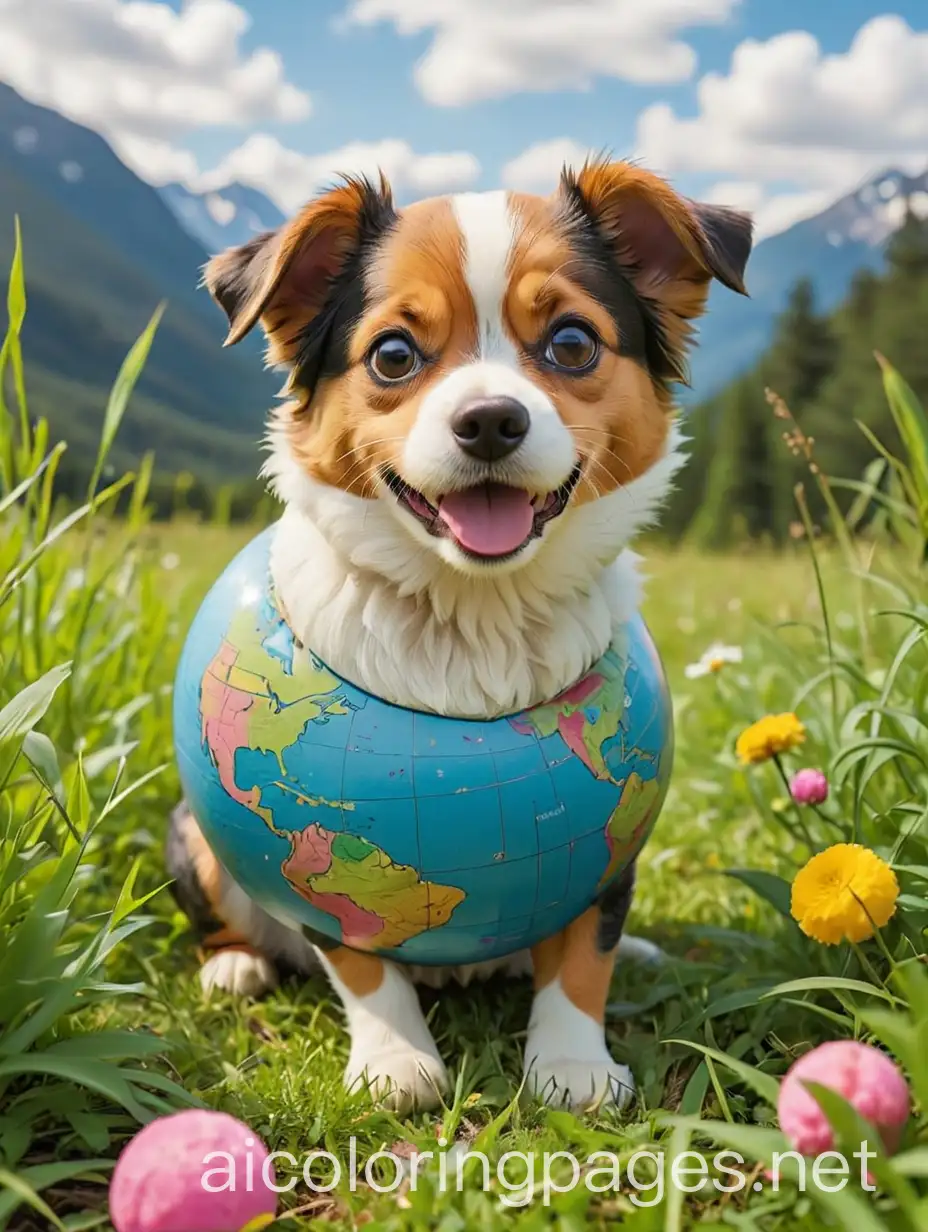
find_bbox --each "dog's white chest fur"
[270,506,642,716]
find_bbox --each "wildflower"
[736,713,805,765]
[161,552,180,571]
[790,768,829,806]
[685,643,743,679]
[778,1040,909,1157]
[791,844,899,944]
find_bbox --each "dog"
[167,158,752,1114]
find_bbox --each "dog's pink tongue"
[438,484,534,556]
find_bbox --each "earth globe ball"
[172,526,673,967]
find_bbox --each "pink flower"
[778,1041,909,1157]
[110,1109,278,1232]
[790,768,829,806]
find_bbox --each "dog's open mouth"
[383,465,582,560]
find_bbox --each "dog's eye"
[368,334,421,383]
[545,321,599,372]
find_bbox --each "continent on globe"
[199,604,467,950]
[510,643,629,782]
[283,824,466,950]
[598,772,663,888]
[200,606,351,811]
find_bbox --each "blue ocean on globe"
[173,526,673,966]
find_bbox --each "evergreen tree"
[673,205,928,544]
[687,379,748,549]
[809,205,928,483]
[845,268,880,329]
[885,203,928,280]
[764,277,836,411]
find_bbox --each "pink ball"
[778,1041,909,1157]
[789,768,829,806]
[110,1109,279,1232]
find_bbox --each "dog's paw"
[525,1049,635,1112]
[616,934,665,966]
[200,949,277,997]
[345,1040,449,1113]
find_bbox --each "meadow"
[2,236,928,1231]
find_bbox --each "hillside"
[689,168,928,399]
[0,83,275,479]
[670,203,928,545]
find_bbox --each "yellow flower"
[791,844,899,945]
[736,713,806,764]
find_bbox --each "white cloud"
[700,181,765,213]
[194,134,481,213]
[342,0,741,106]
[500,138,600,193]
[0,0,482,210]
[636,16,928,236]
[700,181,832,239]
[108,132,201,184]
[751,191,836,240]
[0,0,310,182]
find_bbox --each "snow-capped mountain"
[159,181,286,254]
[688,167,928,399]
[800,168,928,249]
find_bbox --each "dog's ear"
[203,174,397,359]
[559,159,753,319]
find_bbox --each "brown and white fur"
[167,160,753,1114]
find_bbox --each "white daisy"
[684,643,743,679]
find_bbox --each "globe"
[173,526,674,966]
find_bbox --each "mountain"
[688,168,928,400]
[668,197,928,547]
[160,181,286,254]
[0,83,277,479]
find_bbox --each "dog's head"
[205,161,751,581]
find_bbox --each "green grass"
[2,240,928,1230]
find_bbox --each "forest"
[667,205,928,545]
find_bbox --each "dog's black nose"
[451,396,530,462]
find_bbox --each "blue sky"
[194,0,927,193]
[2,1,927,238]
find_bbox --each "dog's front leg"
[524,865,636,1111]
[316,946,448,1112]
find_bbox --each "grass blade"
[86,304,164,502]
